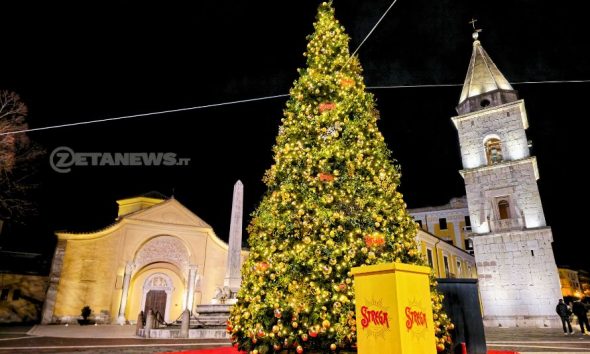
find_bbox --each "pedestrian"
[556,299,574,335]
[572,300,590,336]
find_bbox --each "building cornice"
[452,99,528,130]
[459,156,539,179]
[55,218,229,250]
[416,230,474,260]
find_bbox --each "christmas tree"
[228,2,452,353]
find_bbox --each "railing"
[489,217,523,232]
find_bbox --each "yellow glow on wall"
[53,237,119,320]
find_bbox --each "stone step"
[191,304,230,328]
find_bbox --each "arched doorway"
[140,273,174,322]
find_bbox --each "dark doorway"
[144,290,167,318]
[498,200,510,220]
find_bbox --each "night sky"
[1,1,588,270]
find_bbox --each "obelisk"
[224,180,243,297]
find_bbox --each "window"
[416,220,423,229]
[465,215,471,227]
[498,200,510,220]
[439,218,447,230]
[464,239,473,250]
[443,256,450,278]
[12,289,21,301]
[480,99,491,107]
[485,138,503,165]
[426,249,433,268]
[457,261,462,276]
[0,289,8,301]
[531,250,535,257]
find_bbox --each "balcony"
[489,217,524,232]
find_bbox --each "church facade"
[41,192,246,324]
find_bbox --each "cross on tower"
[469,18,482,39]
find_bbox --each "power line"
[347,0,399,63]
[3,0,403,138]
[2,79,587,136]
[368,79,590,89]
[368,83,461,89]
[511,79,590,85]
[0,94,289,136]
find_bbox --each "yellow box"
[351,263,436,354]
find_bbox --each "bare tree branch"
[0,90,44,224]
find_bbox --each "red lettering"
[405,306,428,331]
[361,306,370,328]
[360,306,389,329]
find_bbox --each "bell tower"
[451,23,561,327]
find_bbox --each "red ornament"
[319,102,336,112]
[364,233,385,247]
[340,78,354,87]
[319,173,334,182]
[256,262,270,271]
[296,345,304,354]
[309,329,318,337]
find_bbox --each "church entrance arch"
[140,273,174,322]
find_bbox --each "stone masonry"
[452,34,561,327]
[472,228,561,327]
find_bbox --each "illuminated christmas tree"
[228,2,452,353]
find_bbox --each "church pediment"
[123,199,211,228]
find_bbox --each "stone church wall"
[53,233,120,323]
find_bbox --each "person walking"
[556,299,574,335]
[572,300,590,336]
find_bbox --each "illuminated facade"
[579,270,590,297]
[415,229,477,279]
[41,193,246,324]
[451,30,561,327]
[409,197,473,254]
[558,267,584,298]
